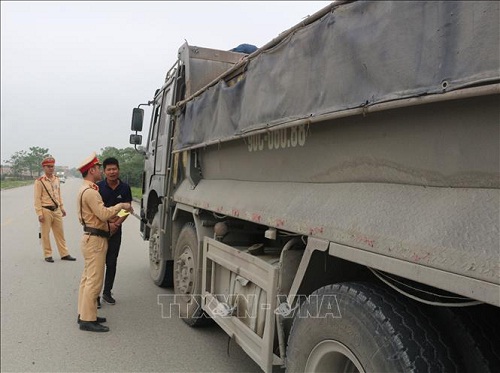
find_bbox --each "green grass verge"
[131,186,142,201]
[0,179,34,189]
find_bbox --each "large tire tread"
[287,282,459,373]
[344,283,458,372]
[157,260,174,288]
[433,305,500,373]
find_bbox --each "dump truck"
[129,1,500,372]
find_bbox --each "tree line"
[3,146,49,179]
[3,146,144,188]
[96,146,143,188]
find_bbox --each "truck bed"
[170,1,499,306]
[175,178,499,304]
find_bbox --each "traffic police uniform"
[34,156,74,261]
[76,153,126,325]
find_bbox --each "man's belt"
[42,205,58,211]
[83,227,110,238]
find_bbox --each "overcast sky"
[1,1,332,168]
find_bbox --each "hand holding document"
[117,209,130,218]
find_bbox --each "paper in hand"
[117,209,130,218]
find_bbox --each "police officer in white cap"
[34,156,76,262]
[76,152,132,332]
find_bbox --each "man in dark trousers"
[97,157,132,305]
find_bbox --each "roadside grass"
[1,180,142,199]
[0,179,34,189]
[131,186,142,201]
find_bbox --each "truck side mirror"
[131,108,144,131]
[129,134,142,145]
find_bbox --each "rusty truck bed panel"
[174,178,499,287]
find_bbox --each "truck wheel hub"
[149,231,160,266]
[305,340,364,373]
[175,247,194,295]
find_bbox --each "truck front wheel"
[286,282,458,373]
[149,212,173,288]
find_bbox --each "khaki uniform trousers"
[78,234,108,322]
[40,208,70,258]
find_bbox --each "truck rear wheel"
[173,222,210,326]
[149,212,173,288]
[434,305,500,372]
[286,282,458,373]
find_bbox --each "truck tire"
[149,213,173,288]
[286,282,459,373]
[433,305,500,373]
[173,222,210,326]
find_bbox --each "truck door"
[144,93,163,184]
[154,86,173,176]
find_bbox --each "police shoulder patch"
[91,183,99,191]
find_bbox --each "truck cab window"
[151,104,161,142]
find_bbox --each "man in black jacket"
[97,157,132,305]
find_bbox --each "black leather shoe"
[102,293,116,305]
[45,257,54,263]
[61,255,76,261]
[77,315,107,324]
[79,321,109,332]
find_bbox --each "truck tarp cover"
[177,1,499,149]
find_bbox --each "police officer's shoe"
[61,255,76,261]
[77,315,107,324]
[45,257,54,263]
[102,293,116,305]
[79,321,109,332]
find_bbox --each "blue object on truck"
[230,43,258,54]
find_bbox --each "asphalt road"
[1,178,262,373]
